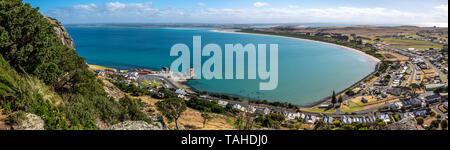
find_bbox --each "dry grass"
[136,96,236,130]
[341,95,400,113]
[380,38,443,50]
[378,51,409,62]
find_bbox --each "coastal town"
[89,25,448,130]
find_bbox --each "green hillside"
[0,0,150,130]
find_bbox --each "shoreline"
[211,29,381,63]
[209,29,381,108]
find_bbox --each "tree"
[410,83,420,96]
[331,91,337,104]
[332,120,342,127]
[0,0,149,130]
[156,98,187,130]
[416,117,424,126]
[338,96,343,104]
[430,120,440,129]
[201,109,213,128]
[441,120,448,130]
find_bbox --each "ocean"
[66,26,377,106]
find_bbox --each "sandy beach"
[211,30,381,63]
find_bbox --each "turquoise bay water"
[67,26,377,106]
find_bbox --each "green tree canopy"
[156,98,187,130]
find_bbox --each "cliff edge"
[46,17,75,49]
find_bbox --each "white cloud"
[254,2,269,7]
[197,2,206,6]
[105,2,126,11]
[288,5,299,9]
[72,3,98,11]
[435,4,448,11]
[46,2,448,27]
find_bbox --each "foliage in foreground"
[0,0,151,129]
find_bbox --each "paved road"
[425,59,448,84]
[409,63,416,85]
[431,103,445,115]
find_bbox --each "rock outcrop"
[46,17,75,49]
[149,114,167,129]
[100,77,126,101]
[108,121,164,130]
[383,118,418,130]
[11,113,45,130]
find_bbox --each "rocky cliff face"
[46,17,75,49]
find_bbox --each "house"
[232,104,245,112]
[381,92,388,98]
[366,116,375,124]
[400,112,415,120]
[413,109,428,117]
[402,97,423,108]
[255,107,270,115]
[137,71,150,75]
[123,72,139,78]
[425,84,445,91]
[286,112,301,121]
[424,94,442,104]
[218,100,229,107]
[304,115,317,124]
[175,89,187,99]
[387,88,402,96]
[97,71,105,76]
[323,116,334,124]
[105,71,114,75]
[390,102,403,110]
[443,102,448,111]
[319,104,333,109]
[175,89,187,95]
[300,113,306,119]
[245,106,256,113]
[361,97,368,103]
[377,114,391,123]
[342,116,352,125]
[439,93,448,99]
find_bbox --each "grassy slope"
[0,0,153,130]
[0,54,67,129]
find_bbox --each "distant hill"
[0,0,150,130]
[266,25,448,37]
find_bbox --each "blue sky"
[24,0,448,26]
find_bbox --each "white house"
[245,106,256,113]
[232,104,245,112]
[377,114,391,123]
[175,89,187,95]
[255,107,270,115]
[218,100,229,107]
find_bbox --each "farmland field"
[380,38,444,50]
